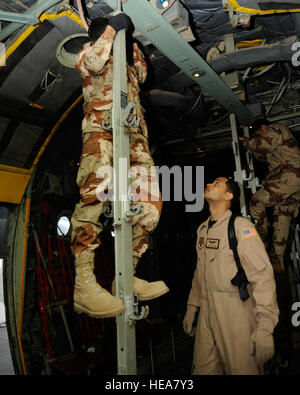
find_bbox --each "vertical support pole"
[243,126,257,194]
[230,113,248,217]
[112,4,137,375]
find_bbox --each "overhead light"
[155,0,170,9]
[193,71,205,78]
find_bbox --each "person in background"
[240,119,300,365]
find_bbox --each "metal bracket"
[222,0,251,27]
[125,194,142,218]
[102,109,113,130]
[255,177,262,187]
[122,102,140,128]
[125,294,149,325]
[241,169,253,182]
[100,104,140,130]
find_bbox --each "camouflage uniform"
[243,122,300,362]
[243,123,300,268]
[71,25,162,274]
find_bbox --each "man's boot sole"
[137,285,170,301]
[74,303,125,318]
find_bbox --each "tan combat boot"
[73,256,125,318]
[112,276,169,301]
[132,276,169,301]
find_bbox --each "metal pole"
[243,126,257,194]
[230,113,248,217]
[0,12,36,24]
[112,3,137,375]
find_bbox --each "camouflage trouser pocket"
[76,132,113,200]
[76,155,93,189]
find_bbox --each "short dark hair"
[225,178,241,211]
[249,118,269,134]
[88,17,109,42]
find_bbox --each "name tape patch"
[206,238,220,249]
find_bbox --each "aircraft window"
[57,216,71,237]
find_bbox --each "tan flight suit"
[70,25,162,271]
[187,209,279,375]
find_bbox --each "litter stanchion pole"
[112,4,137,375]
[243,126,257,195]
[230,113,248,217]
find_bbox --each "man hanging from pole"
[70,13,169,319]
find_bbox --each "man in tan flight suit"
[183,177,279,374]
[70,14,168,319]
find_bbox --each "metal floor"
[0,260,15,375]
[0,257,299,376]
[0,326,15,375]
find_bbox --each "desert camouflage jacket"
[243,122,300,185]
[76,25,148,136]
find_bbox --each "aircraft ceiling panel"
[80,0,297,56]
[1,17,84,107]
[1,27,66,100]
[0,121,43,168]
[0,117,10,140]
[0,12,85,175]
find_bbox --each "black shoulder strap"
[228,213,244,273]
[228,213,250,301]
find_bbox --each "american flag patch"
[242,227,258,239]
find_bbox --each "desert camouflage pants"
[70,125,162,271]
[250,181,300,267]
[250,182,300,360]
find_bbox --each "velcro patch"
[198,237,205,248]
[206,238,219,249]
[242,227,258,240]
